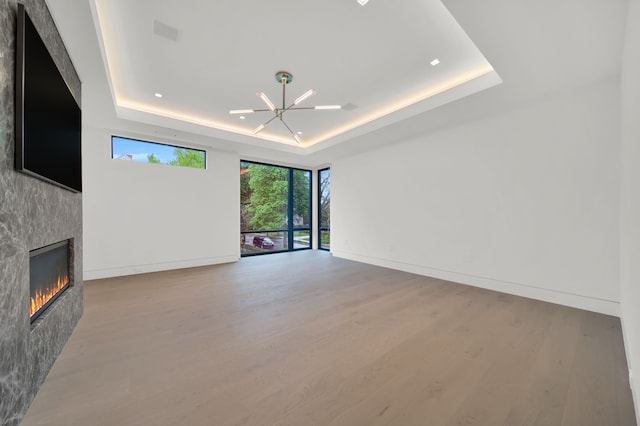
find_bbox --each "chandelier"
[229,71,341,144]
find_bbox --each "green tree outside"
[319,169,330,229]
[240,162,311,232]
[292,169,310,226]
[245,163,288,231]
[240,163,252,232]
[145,148,204,169]
[147,153,162,164]
[167,148,205,169]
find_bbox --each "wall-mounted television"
[15,3,82,193]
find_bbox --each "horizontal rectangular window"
[111,136,206,169]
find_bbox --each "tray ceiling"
[90,0,501,150]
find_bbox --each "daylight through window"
[111,136,206,169]
[318,168,330,251]
[240,161,311,256]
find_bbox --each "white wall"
[332,78,621,315]
[65,0,242,280]
[620,0,640,417]
[82,126,240,280]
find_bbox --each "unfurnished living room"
[1,0,640,425]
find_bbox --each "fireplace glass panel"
[30,240,70,322]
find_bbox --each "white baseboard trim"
[83,255,239,281]
[332,250,620,317]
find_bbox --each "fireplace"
[30,240,71,323]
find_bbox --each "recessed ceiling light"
[239,116,246,120]
[154,92,163,98]
[357,0,369,5]
[430,59,440,66]
[297,131,303,135]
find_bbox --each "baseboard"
[332,250,620,317]
[83,255,239,280]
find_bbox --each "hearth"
[30,240,71,323]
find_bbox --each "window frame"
[111,135,207,169]
[318,167,330,251]
[240,160,312,257]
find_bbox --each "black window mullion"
[288,168,294,250]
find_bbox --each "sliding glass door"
[240,161,311,255]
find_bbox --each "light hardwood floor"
[21,251,636,426]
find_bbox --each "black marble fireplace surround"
[0,1,83,424]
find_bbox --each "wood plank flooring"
[21,251,636,425]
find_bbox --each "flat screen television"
[15,3,82,193]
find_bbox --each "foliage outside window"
[318,168,330,250]
[111,136,206,169]
[241,161,311,255]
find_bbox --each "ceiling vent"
[153,20,180,42]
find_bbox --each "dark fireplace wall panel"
[0,1,83,425]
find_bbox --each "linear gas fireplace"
[30,240,72,323]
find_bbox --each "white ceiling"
[45,0,628,162]
[91,0,499,149]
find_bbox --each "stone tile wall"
[0,1,83,424]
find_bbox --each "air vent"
[153,20,180,42]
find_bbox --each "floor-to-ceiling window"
[240,161,311,255]
[318,168,330,251]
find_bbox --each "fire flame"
[30,274,69,317]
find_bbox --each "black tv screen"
[15,3,82,193]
